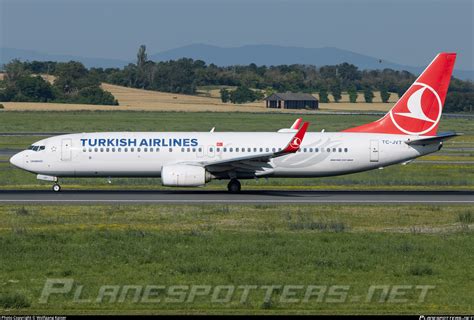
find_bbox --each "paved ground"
[0,190,472,204]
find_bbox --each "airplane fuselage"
[11,131,440,180]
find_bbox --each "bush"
[76,87,118,105]
[229,86,263,104]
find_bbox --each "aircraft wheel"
[227,179,241,193]
[52,183,61,192]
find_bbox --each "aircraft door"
[370,140,379,162]
[61,139,72,161]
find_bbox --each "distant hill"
[0,47,129,69]
[151,44,474,81]
[2,45,472,80]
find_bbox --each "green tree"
[53,61,90,94]
[380,86,391,103]
[4,59,30,84]
[331,83,342,102]
[13,76,54,102]
[136,45,148,88]
[348,85,358,103]
[364,87,375,103]
[220,88,230,103]
[137,45,148,69]
[319,87,329,103]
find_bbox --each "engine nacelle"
[161,164,211,187]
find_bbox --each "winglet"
[290,118,302,129]
[280,122,309,153]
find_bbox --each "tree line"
[1,45,473,112]
[0,60,118,105]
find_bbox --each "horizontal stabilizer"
[405,132,462,145]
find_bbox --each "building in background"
[264,92,319,109]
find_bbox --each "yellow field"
[0,76,395,112]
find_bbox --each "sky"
[1,0,473,70]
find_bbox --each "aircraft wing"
[405,131,462,145]
[184,122,309,175]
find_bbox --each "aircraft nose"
[9,152,24,169]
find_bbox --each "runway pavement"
[0,190,472,204]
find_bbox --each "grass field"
[0,111,472,315]
[0,204,472,314]
[0,111,472,191]
[0,81,396,112]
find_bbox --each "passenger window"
[100,148,104,152]
[124,148,128,152]
[223,148,227,152]
[338,148,342,152]
[131,148,135,152]
[40,146,45,150]
[137,148,141,152]
[253,148,257,152]
[344,148,348,152]
[169,148,173,152]
[236,148,239,152]
[144,148,148,152]
[118,148,121,152]
[315,148,319,152]
[217,148,220,152]
[106,148,110,152]
[210,148,213,152]
[83,148,86,152]
[303,148,307,152]
[259,148,263,152]
[327,148,330,152]
[266,148,269,152]
[333,148,336,152]
[229,148,233,152]
[272,148,276,152]
[198,148,202,152]
[150,148,153,152]
[181,148,185,152]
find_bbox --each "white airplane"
[10,53,459,193]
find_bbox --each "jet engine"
[161,164,211,187]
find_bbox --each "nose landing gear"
[52,183,61,192]
[227,178,241,193]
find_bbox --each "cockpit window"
[28,145,45,152]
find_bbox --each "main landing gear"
[227,178,241,193]
[52,183,61,192]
